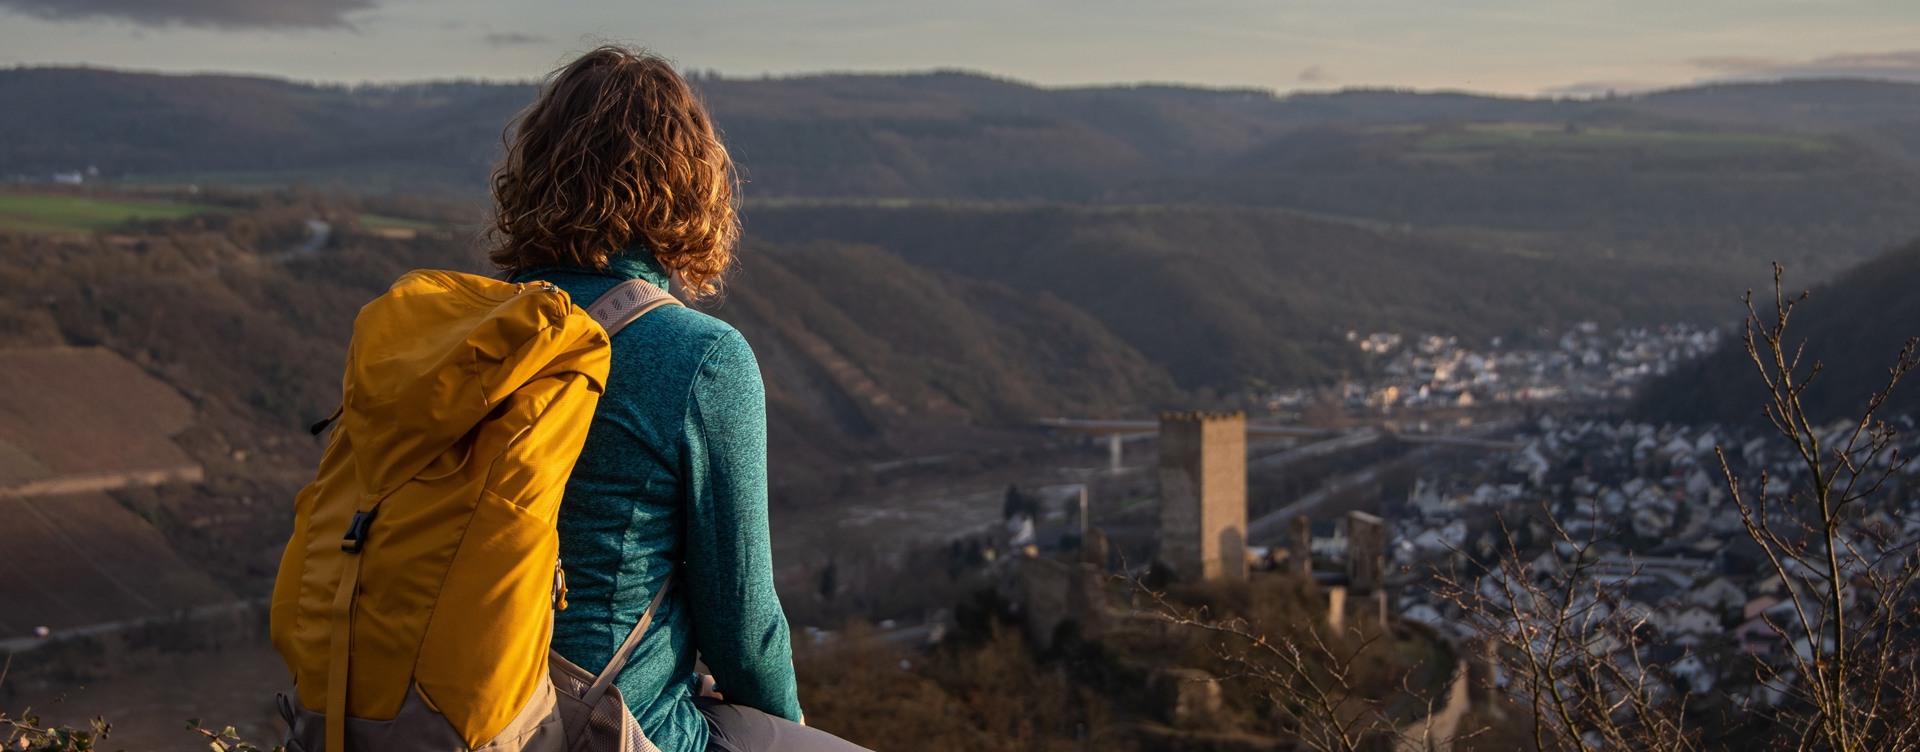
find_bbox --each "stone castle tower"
[1157,411,1248,582]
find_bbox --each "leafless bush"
[1146,588,1381,751]
[1437,265,1920,752]
[1437,514,1701,752]
[1713,264,1920,752]
[1136,578,1463,752]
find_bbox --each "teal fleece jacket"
[519,250,802,752]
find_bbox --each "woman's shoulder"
[612,303,755,372]
[600,305,760,430]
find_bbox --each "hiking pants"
[697,698,874,752]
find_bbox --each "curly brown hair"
[487,46,738,297]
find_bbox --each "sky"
[2,0,1919,96]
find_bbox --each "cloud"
[0,0,376,29]
[1297,65,1330,83]
[1690,50,1920,83]
[485,32,548,47]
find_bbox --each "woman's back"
[523,253,800,752]
[486,45,869,752]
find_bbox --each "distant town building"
[1158,411,1248,582]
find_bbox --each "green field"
[0,192,217,235]
[1415,122,1835,154]
[356,214,443,231]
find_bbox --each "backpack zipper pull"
[553,560,569,611]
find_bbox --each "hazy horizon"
[3,0,1920,97]
[13,57,1920,102]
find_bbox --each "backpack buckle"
[342,510,376,553]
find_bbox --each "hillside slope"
[0,193,1182,490]
[0,346,234,640]
[716,240,1180,456]
[0,188,1771,490]
[745,202,1749,389]
[1635,238,1920,424]
[1121,123,1920,269]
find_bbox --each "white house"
[1688,578,1746,613]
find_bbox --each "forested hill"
[8,68,1920,270]
[1634,239,1920,425]
[740,202,1745,389]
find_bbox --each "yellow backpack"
[269,269,679,752]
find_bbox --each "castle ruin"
[1346,510,1387,594]
[1157,411,1248,582]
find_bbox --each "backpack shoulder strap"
[582,572,675,706]
[584,278,680,338]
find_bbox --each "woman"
[488,46,870,752]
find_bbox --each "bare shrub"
[1440,264,1920,752]
[1713,265,1920,752]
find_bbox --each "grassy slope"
[0,192,219,234]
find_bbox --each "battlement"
[1158,410,1247,424]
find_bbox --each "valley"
[3,67,1919,750]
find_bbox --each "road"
[0,599,263,654]
[1244,421,1519,546]
[1248,427,1384,470]
[274,218,331,260]
[1246,463,1395,546]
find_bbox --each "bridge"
[1035,417,1520,472]
[1035,417,1339,471]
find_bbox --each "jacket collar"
[602,244,673,289]
[512,243,672,290]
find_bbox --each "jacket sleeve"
[679,328,804,722]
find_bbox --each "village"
[1267,322,1723,413]
[949,316,1920,746]
[1379,413,1920,710]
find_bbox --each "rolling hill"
[7,67,1920,272]
[1118,122,1920,269]
[742,202,1748,388]
[0,192,1184,490]
[0,189,1752,494]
